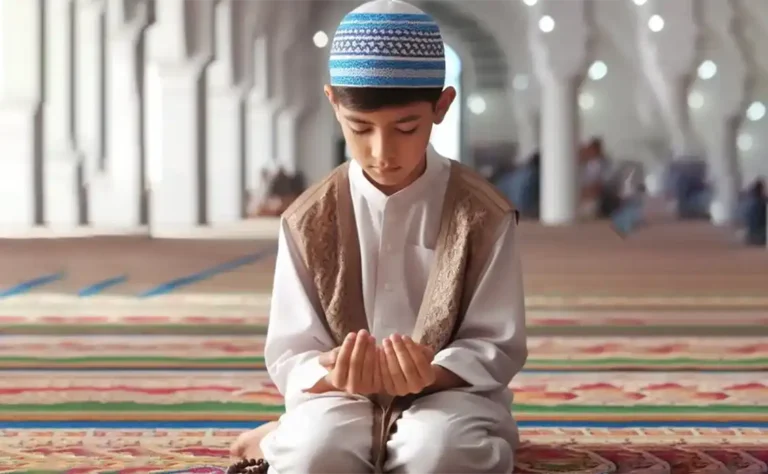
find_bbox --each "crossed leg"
[231,391,518,473]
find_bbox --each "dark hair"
[331,86,443,112]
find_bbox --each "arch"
[418,0,509,90]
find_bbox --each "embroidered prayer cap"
[329,0,446,88]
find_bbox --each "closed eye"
[398,128,418,135]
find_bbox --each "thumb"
[318,347,340,368]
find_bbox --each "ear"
[324,85,341,118]
[433,87,456,125]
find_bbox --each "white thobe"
[261,148,528,473]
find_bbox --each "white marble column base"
[144,59,206,233]
[207,87,246,224]
[44,154,81,227]
[0,103,40,227]
[88,171,142,230]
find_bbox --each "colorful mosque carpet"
[1,296,767,336]
[2,335,767,371]
[1,427,767,473]
[1,370,767,423]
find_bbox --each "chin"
[372,172,406,187]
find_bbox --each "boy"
[232,0,527,472]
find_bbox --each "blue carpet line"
[0,272,65,298]
[77,275,128,297]
[137,248,275,298]
[1,420,767,430]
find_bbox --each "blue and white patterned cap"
[329,0,446,88]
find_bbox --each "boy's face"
[325,86,456,194]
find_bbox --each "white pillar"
[528,0,591,226]
[245,5,299,193]
[144,0,213,232]
[87,0,149,230]
[270,6,312,175]
[635,0,700,158]
[246,35,279,194]
[700,1,751,225]
[510,75,540,162]
[245,0,282,193]
[0,0,44,228]
[206,0,248,224]
[540,77,579,224]
[75,0,105,182]
[43,0,81,227]
[276,45,314,174]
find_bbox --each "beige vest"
[283,160,516,468]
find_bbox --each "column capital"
[106,0,148,46]
[701,1,752,119]
[285,44,318,113]
[268,6,312,108]
[249,0,278,38]
[0,0,44,102]
[147,0,214,63]
[635,0,699,79]
[146,0,188,62]
[528,0,591,82]
[208,0,247,91]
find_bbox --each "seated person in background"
[744,178,767,246]
[231,1,528,472]
[579,137,612,218]
[247,169,306,217]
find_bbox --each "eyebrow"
[344,114,421,125]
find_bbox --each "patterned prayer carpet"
[2,427,767,473]
[2,297,767,336]
[1,366,767,472]
[2,370,767,423]
[2,335,767,371]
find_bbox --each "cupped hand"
[321,329,380,395]
[379,334,436,396]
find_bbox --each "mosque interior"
[1,0,768,472]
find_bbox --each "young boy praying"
[232,0,528,472]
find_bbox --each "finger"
[391,334,421,392]
[379,347,396,395]
[384,337,409,394]
[404,336,435,383]
[318,347,340,368]
[332,333,356,389]
[347,329,369,392]
[362,335,377,393]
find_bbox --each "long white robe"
[261,148,528,473]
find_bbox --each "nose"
[370,131,392,166]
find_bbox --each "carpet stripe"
[138,249,275,297]
[77,275,128,297]
[0,273,65,298]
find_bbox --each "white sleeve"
[432,214,528,392]
[264,219,336,401]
